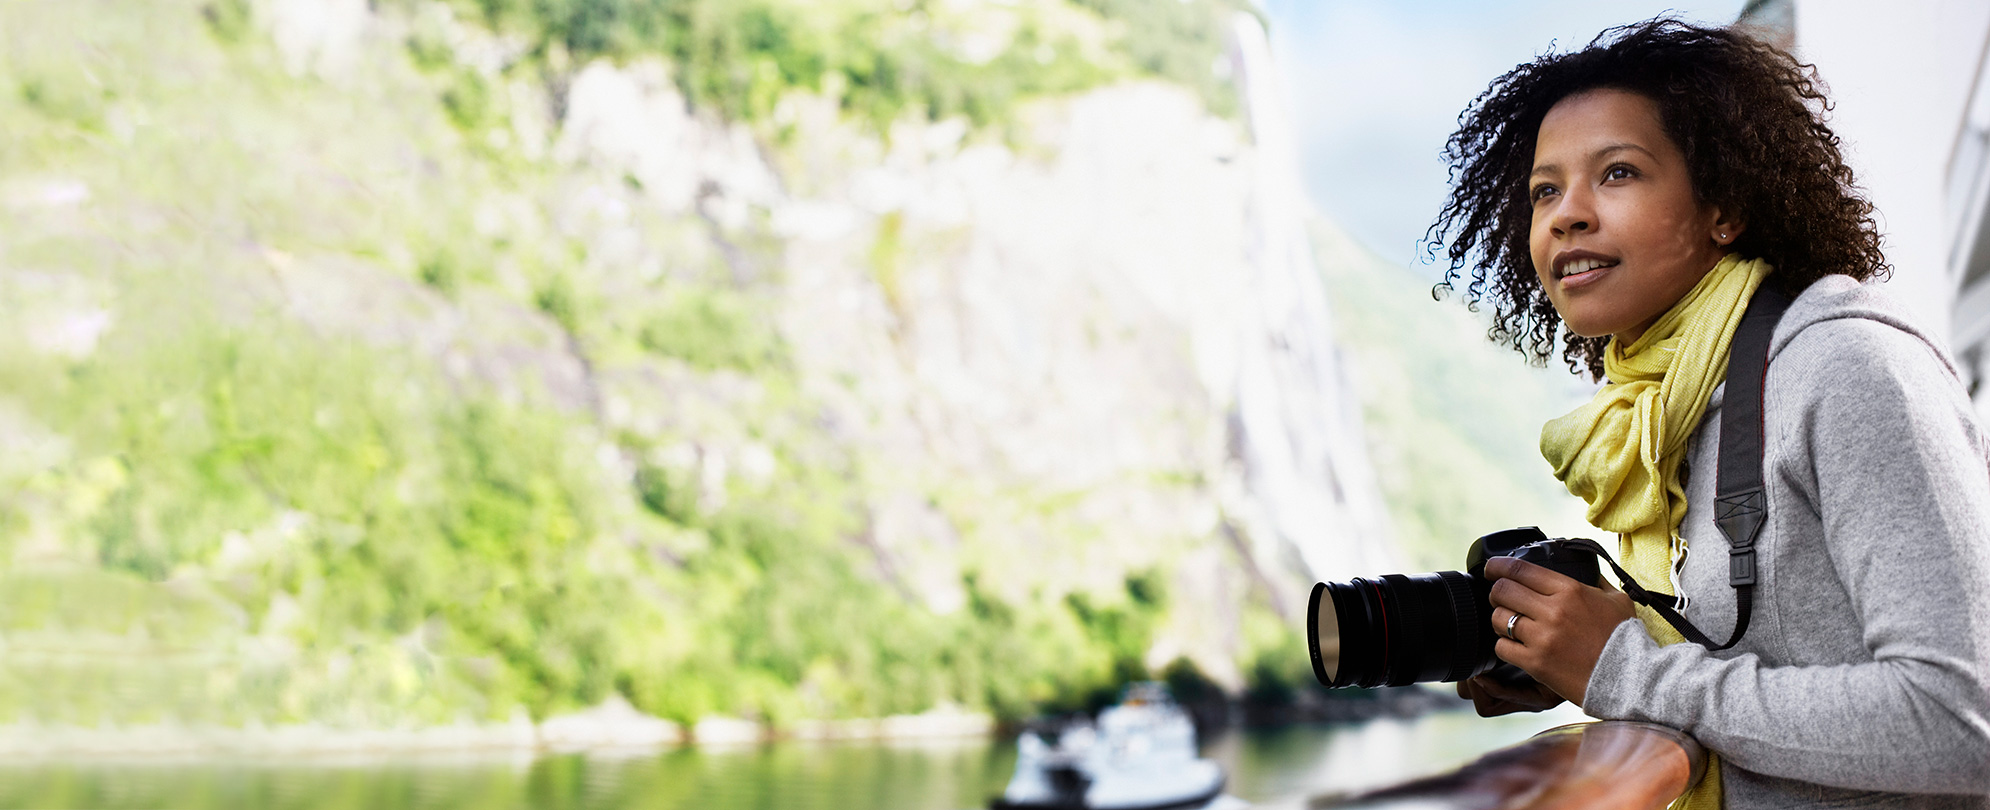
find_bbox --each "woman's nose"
[1549,188,1595,236]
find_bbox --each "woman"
[1425,18,1990,809]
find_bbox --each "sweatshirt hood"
[1769,274,1960,379]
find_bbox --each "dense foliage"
[0,0,1276,730]
[429,0,1249,127]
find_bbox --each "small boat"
[991,683,1228,810]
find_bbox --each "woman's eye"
[1605,164,1636,181]
[1530,184,1557,201]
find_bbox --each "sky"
[1259,0,1750,271]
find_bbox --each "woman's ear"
[1711,207,1746,247]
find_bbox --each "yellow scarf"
[1539,253,1771,810]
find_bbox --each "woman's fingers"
[1458,676,1522,716]
[1485,556,1581,593]
[1488,575,1553,618]
[1494,634,1530,667]
[1489,606,1528,642]
[1459,673,1564,717]
[1470,671,1531,703]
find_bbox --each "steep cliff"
[0,0,1398,742]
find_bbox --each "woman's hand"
[1483,556,1639,707]
[1457,670,1565,716]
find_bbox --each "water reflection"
[1207,702,1589,803]
[0,740,1015,810]
[0,702,1588,810]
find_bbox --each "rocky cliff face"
[499,4,1395,688]
[0,0,1390,733]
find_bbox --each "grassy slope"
[0,0,1254,730]
[0,0,666,726]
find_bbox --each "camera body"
[1465,527,1603,585]
[1307,527,1601,689]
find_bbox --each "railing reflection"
[1307,721,1706,810]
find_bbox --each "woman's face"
[1527,88,1739,343]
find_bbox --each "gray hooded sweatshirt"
[1583,275,1990,808]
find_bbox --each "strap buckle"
[1728,547,1758,587]
[1715,485,1766,587]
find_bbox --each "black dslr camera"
[1306,527,1601,689]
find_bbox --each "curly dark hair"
[1424,17,1887,378]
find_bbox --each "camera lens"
[1308,570,1489,688]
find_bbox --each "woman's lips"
[1559,260,1618,289]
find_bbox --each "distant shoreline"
[0,687,1474,761]
[0,699,996,760]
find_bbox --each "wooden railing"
[1308,721,1707,810]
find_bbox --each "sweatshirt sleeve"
[1582,317,1990,794]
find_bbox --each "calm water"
[0,703,1588,809]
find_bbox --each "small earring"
[1719,232,1729,241]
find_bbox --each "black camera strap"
[1564,283,1792,651]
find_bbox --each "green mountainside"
[449,0,1248,125]
[0,0,1264,732]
